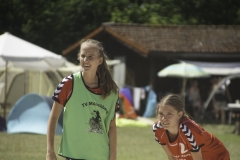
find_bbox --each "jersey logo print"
[87,110,103,134]
[179,143,188,154]
[180,124,199,151]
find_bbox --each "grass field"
[0,122,240,160]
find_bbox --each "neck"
[167,127,179,136]
[167,130,178,143]
[82,72,98,88]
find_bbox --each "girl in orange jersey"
[153,94,230,160]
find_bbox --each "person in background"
[211,77,232,123]
[188,80,202,121]
[153,94,230,160]
[46,39,119,160]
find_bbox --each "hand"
[46,152,57,160]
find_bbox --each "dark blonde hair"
[156,94,191,119]
[78,39,118,99]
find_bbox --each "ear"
[98,57,103,65]
[178,111,183,118]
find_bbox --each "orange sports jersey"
[52,74,120,111]
[153,118,230,160]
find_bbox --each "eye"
[88,55,93,60]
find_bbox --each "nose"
[83,57,88,61]
[161,115,167,120]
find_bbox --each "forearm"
[47,102,63,155]
[191,150,203,160]
[109,119,117,160]
[47,116,58,153]
[162,145,176,160]
[46,114,59,160]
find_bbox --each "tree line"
[1,0,240,61]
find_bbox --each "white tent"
[0,32,67,118]
[0,32,66,70]
[182,60,240,75]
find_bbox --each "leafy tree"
[109,0,240,25]
[0,0,111,55]
[107,0,190,24]
[1,0,240,62]
[173,0,240,24]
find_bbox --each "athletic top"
[52,72,119,159]
[153,118,230,160]
[52,74,119,111]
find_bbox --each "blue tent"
[7,93,63,135]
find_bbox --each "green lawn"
[0,123,239,160]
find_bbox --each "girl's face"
[158,105,182,130]
[79,43,103,73]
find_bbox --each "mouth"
[83,64,90,69]
[161,122,169,127]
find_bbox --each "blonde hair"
[156,94,191,119]
[78,39,118,99]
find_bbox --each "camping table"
[227,103,240,124]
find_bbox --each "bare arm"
[161,145,176,160]
[191,149,203,160]
[109,116,117,160]
[46,101,63,160]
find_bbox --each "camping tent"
[0,60,80,109]
[0,68,58,110]
[6,93,63,135]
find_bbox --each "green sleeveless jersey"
[58,72,118,159]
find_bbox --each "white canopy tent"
[0,32,68,118]
[0,32,66,71]
[182,60,240,75]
